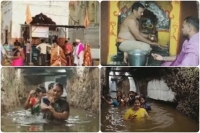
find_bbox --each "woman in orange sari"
[50,40,67,66]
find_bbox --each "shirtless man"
[117,2,159,63]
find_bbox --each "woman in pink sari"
[11,44,23,66]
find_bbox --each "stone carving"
[140,1,170,30]
[119,1,170,30]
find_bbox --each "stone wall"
[1,68,44,114]
[116,77,130,96]
[66,67,99,113]
[163,68,199,120]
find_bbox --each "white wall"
[128,77,136,92]
[147,79,175,102]
[10,1,69,39]
[44,76,55,90]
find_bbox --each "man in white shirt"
[36,39,51,66]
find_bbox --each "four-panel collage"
[0,0,199,132]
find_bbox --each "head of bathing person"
[132,98,141,110]
[35,86,46,99]
[128,91,135,99]
[46,82,55,95]
[131,2,145,19]
[48,83,55,90]
[117,91,122,97]
[122,94,126,99]
[139,96,146,105]
[182,16,199,39]
[48,82,64,101]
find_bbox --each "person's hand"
[130,115,137,121]
[42,103,50,110]
[29,90,35,96]
[48,106,55,113]
[47,95,55,104]
[150,42,159,47]
[151,53,164,61]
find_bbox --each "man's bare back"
[118,16,139,40]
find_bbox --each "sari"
[11,49,23,66]
[50,44,67,66]
[83,43,92,66]
[65,42,73,66]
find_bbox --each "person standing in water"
[24,86,46,115]
[40,82,70,120]
[102,95,119,107]
[139,96,151,111]
[124,99,149,121]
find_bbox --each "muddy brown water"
[101,100,199,132]
[1,107,99,132]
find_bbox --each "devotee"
[50,40,67,66]
[40,82,70,120]
[102,95,119,107]
[36,39,51,66]
[83,43,92,66]
[73,39,84,66]
[11,43,23,66]
[117,2,160,64]
[120,93,127,106]
[152,16,199,66]
[139,96,151,111]
[126,91,136,106]
[26,41,31,65]
[124,98,149,120]
[24,86,46,115]
[116,91,123,104]
[64,39,73,66]
[18,44,25,65]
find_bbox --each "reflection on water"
[1,107,99,132]
[101,101,199,132]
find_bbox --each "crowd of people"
[24,82,69,121]
[1,38,93,66]
[102,91,151,121]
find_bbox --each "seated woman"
[24,86,46,115]
[139,96,151,111]
[40,82,70,121]
[50,40,67,66]
[102,95,119,107]
[124,98,149,121]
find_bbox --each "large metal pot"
[128,49,148,66]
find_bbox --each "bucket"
[128,49,148,66]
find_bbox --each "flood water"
[1,107,99,132]
[101,100,199,132]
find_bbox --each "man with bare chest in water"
[117,2,160,64]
